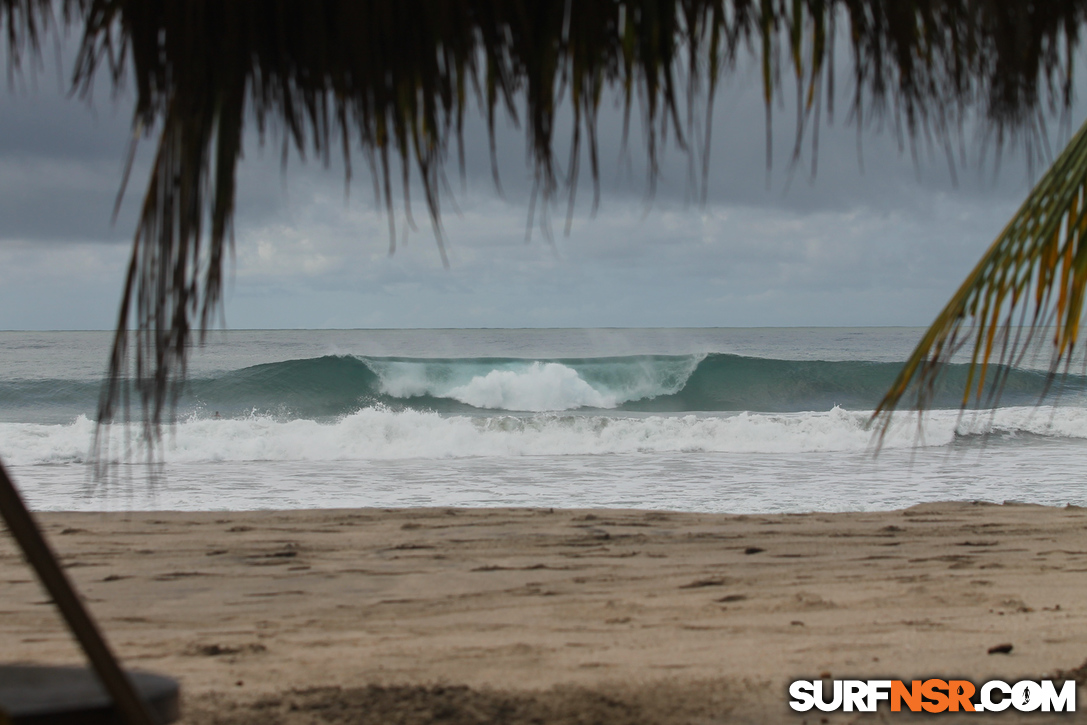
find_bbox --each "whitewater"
[3,328,1086,512]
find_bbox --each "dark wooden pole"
[0,460,157,725]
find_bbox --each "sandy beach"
[5,501,1087,723]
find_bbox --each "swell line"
[0,353,1082,422]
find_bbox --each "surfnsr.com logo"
[789,679,1076,713]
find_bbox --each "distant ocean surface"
[3,328,1086,513]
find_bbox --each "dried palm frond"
[3,0,1086,446]
[2,0,60,76]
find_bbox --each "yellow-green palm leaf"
[875,117,1087,431]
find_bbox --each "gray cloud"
[0,37,1080,331]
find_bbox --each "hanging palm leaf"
[874,116,1087,431]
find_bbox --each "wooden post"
[0,461,157,725]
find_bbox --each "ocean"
[2,328,1086,513]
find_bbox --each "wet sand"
[4,502,1087,723]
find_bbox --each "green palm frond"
[875,116,1087,432]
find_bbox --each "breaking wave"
[5,404,1087,466]
[1,353,1081,423]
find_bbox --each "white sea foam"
[444,363,617,410]
[365,356,700,411]
[4,405,1087,467]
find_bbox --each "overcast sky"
[0,38,1082,330]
